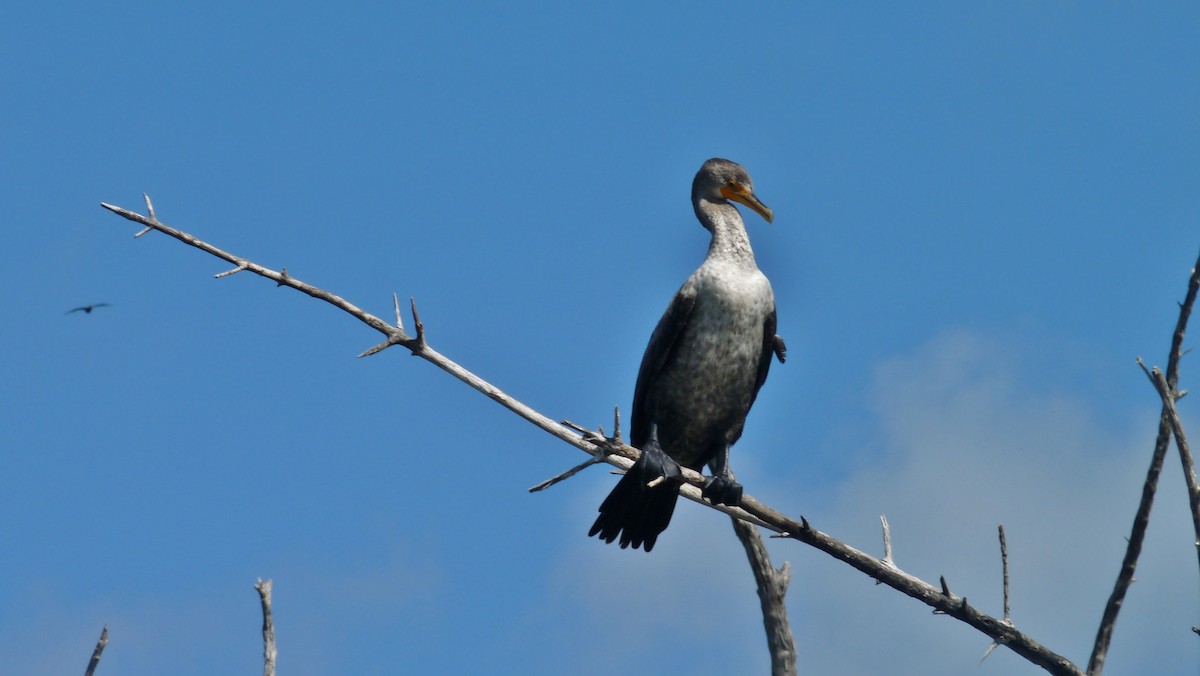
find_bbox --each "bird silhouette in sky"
[66,303,111,315]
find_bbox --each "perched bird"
[589,158,783,552]
[66,303,111,315]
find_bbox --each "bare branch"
[527,456,609,492]
[1089,249,1200,675]
[529,438,615,492]
[982,524,1015,664]
[100,199,1085,676]
[255,578,277,676]
[732,517,796,676]
[1000,524,1012,624]
[84,625,108,676]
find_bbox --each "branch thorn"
[410,296,426,350]
[880,514,895,567]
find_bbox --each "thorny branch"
[100,198,590,459]
[99,199,1200,676]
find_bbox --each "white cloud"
[792,329,1197,674]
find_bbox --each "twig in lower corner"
[255,578,277,676]
[84,625,108,676]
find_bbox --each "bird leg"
[702,443,743,506]
[637,423,682,490]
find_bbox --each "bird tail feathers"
[587,461,680,552]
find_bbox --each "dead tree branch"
[255,578,277,676]
[101,198,1089,675]
[84,625,108,676]
[732,517,796,676]
[1088,249,1200,675]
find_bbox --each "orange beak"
[720,183,774,223]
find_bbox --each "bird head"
[692,158,774,223]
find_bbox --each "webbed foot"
[637,425,682,489]
[702,475,743,507]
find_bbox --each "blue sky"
[3,2,1199,674]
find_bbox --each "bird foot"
[702,476,743,507]
[637,443,682,489]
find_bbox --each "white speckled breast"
[649,259,774,468]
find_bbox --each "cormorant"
[66,303,111,315]
[589,158,782,552]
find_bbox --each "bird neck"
[696,199,757,266]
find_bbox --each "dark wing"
[66,307,85,314]
[750,307,778,406]
[630,280,698,449]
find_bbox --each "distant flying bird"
[66,303,111,315]
[588,158,783,552]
